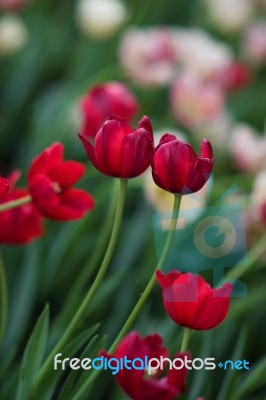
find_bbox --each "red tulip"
[0,188,44,244]
[212,62,251,92]
[28,143,94,221]
[152,135,214,194]
[156,270,233,330]
[102,331,189,400]
[80,82,139,138]
[0,177,9,199]
[79,116,154,178]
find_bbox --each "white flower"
[205,0,254,33]
[174,29,233,79]
[119,28,180,86]
[0,15,28,55]
[76,0,127,39]
[230,123,266,172]
[243,21,266,63]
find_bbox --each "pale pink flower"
[243,21,266,63]
[119,28,180,86]
[170,71,225,130]
[174,29,233,79]
[230,124,266,172]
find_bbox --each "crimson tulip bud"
[156,270,233,330]
[152,134,214,194]
[79,116,154,179]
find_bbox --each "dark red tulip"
[156,270,233,331]
[0,177,9,199]
[0,188,44,244]
[80,82,139,138]
[28,143,94,221]
[102,331,189,400]
[152,135,214,194]
[79,116,154,178]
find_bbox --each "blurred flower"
[79,82,139,138]
[230,123,266,172]
[0,176,9,198]
[252,169,266,224]
[204,0,253,33]
[79,116,154,178]
[0,188,44,244]
[243,21,266,63]
[76,0,127,39]
[170,72,225,130]
[175,29,233,79]
[195,112,232,151]
[0,0,28,11]
[102,331,189,400]
[156,270,233,330]
[152,135,214,195]
[211,61,251,92]
[119,28,180,86]
[0,15,28,55]
[28,143,94,221]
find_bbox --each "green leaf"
[16,304,49,400]
[217,326,248,400]
[57,334,99,400]
[32,324,100,400]
[232,356,266,400]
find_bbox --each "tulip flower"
[0,188,44,244]
[79,116,154,178]
[102,331,189,400]
[152,135,214,194]
[0,177,9,199]
[156,270,233,330]
[79,82,139,138]
[28,143,94,221]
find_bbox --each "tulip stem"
[70,194,182,400]
[0,253,8,347]
[29,178,128,399]
[109,194,182,353]
[0,195,32,212]
[180,328,191,352]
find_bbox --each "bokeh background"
[0,0,266,399]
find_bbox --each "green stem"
[224,233,266,282]
[180,328,191,352]
[72,195,182,400]
[0,195,31,212]
[0,253,8,347]
[52,180,118,329]
[30,179,128,398]
[109,195,182,353]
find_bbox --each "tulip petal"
[0,177,9,199]
[28,143,63,179]
[153,140,195,193]
[94,118,132,176]
[50,161,85,188]
[29,175,60,211]
[201,139,213,159]
[156,269,182,289]
[120,128,154,178]
[78,134,108,175]
[184,158,214,193]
